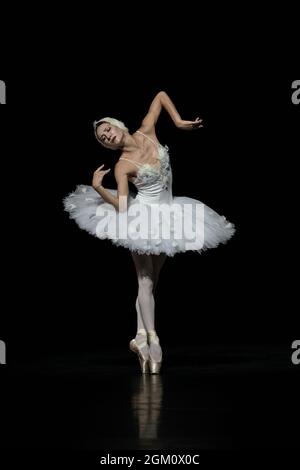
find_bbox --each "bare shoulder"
[114,152,136,177]
[115,155,129,173]
[133,127,160,146]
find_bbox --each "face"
[96,122,124,149]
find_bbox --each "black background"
[2,71,298,359]
[0,8,299,459]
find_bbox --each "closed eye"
[100,127,111,142]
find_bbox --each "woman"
[64,91,235,375]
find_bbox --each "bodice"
[130,144,172,204]
[119,132,173,205]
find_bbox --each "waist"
[135,190,171,205]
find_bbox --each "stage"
[1,343,299,451]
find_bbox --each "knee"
[138,275,154,293]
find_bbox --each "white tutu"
[63,138,235,257]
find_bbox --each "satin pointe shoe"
[129,328,149,374]
[147,330,162,374]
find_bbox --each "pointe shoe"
[129,329,149,374]
[147,330,162,374]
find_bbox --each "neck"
[121,133,139,153]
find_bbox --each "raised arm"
[140,91,203,132]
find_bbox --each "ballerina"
[64,91,235,374]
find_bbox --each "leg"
[131,252,167,364]
[132,252,166,362]
[131,252,155,361]
[147,254,167,363]
[134,253,167,331]
[152,253,167,295]
[131,252,156,333]
[135,297,146,332]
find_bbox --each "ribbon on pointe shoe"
[135,329,148,352]
[137,329,147,336]
[147,330,160,345]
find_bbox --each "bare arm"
[140,91,203,131]
[92,164,129,212]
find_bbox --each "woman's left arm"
[141,91,203,131]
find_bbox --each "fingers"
[193,117,203,128]
[95,165,111,173]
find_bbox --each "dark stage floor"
[1,344,299,451]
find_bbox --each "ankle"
[147,330,158,337]
[147,330,160,344]
[136,328,147,336]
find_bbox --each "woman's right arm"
[92,163,129,212]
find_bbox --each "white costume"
[64,131,235,256]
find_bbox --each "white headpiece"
[93,117,128,138]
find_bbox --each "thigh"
[131,252,155,281]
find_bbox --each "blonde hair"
[93,117,128,140]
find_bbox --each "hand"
[176,117,203,130]
[92,164,111,189]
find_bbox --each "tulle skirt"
[63,185,235,257]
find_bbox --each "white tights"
[132,253,167,362]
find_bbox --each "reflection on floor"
[131,375,163,447]
[1,345,299,449]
